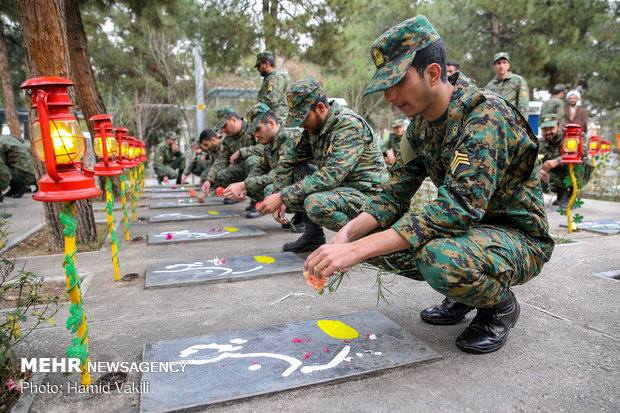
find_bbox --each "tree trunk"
[262,0,278,52]
[17,0,98,251]
[491,13,500,47]
[0,20,21,136]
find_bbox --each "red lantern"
[126,136,140,168]
[560,123,583,164]
[138,140,147,162]
[90,114,123,176]
[20,77,102,202]
[600,139,611,154]
[114,127,134,169]
[587,135,600,156]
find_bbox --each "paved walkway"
[4,179,619,413]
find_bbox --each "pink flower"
[305,338,310,342]
[292,338,303,343]
[6,379,22,392]
[252,360,258,364]
[344,340,349,343]
[302,352,310,359]
[166,233,172,239]
[323,348,329,352]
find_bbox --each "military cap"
[553,84,566,93]
[254,51,274,68]
[214,107,236,132]
[246,102,271,131]
[539,113,560,128]
[493,52,510,63]
[364,15,440,96]
[392,119,405,128]
[165,131,178,141]
[285,79,326,127]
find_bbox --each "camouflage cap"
[493,52,510,63]
[392,119,405,128]
[285,79,325,127]
[165,131,178,141]
[254,51,274,68]
[246,102,271,131]
[539,113,560,128]
[364,15,440,96]
[553,84,566,93]
[214,107,236,132]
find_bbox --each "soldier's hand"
[197,191,206,203]
[305,244,357,280]
[171,143,180,152]
[272,204,287,224]
[256,193,283,215]
[163,176,170,184]
[230,150,241,165]
[542,159,560,172]
[180,174,187,184]
[385,150,396,165]
[540,170,549,180]
[222,182,246,201]
[201,180,212,194]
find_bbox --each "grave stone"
[145,185,199,192]
[140,311,441,412]
[145,252,305,288]
[149,210,238,223]
[559,218,620,235]
[151,192,193,199]
[147,225,266,244]
[149,198,224,209]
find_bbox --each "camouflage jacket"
[0,134,35,176]
[183,150,216,179]
[273,103,389,206]
[485,71,529,117]
[244,127,300,191]
[206,119,254,183]
[364,73,553,260]
[258,70,289,123]
[382,132,401,155]
[540,96,565,125]
[153,142,185,179]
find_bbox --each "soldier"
[446,60,460,77]
[257,79,389,253]
[383,119,405,166]
[222,103,307,221]
[540,84,566,126]
[0,134,36,201]
[255,51,289,124]
[538,114,592,208]
[198,107,259,205]
[305,16,554,354]
[153,132,186,184]
[181,129,220,185]
[485,52,530,118]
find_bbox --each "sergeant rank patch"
[450,145,475,179]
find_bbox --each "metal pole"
[194,42,204,136]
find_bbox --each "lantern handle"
[95,121,110,167]
[35,91,62,182]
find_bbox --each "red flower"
[216,187,224,196]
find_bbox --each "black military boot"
[245,201,261,218]
[223,197,238,205]
[282,221,325,253]
[552,190,563,206]
[10,184,29,199]
[558,187,573,208]
[288,212,307,233]
[420,296,474,325]
[455,290,520,354]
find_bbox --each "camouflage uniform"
[271,80,389,231]
[0,134,36,192]
[207,108,259,188]
[383,132,401,156]
[363,18,553,308]
[183,150,216,182]
[153,137,185,181]
[540,96,565,126]
[485,72,530,119]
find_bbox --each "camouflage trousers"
[549,162,594,193]
[0,163,36,192]
[293,187,371,232]
[365,225,549,308]
[211,155,260,189]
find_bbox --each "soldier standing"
[540,84,566,126]
[257,79,389,253]
[0,134,36,201]
[485,52,530,118]
[305,16,554,354]
[383,119,405,166]
[153,132,186,184]
[255,51,289,124]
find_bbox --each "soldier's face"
[393,125,405,138]
[300,108,323,134]
[493,59,510,76]
[200,138,217,152]
[256,62,269,77]
[446,65,458,77]
[384,67,433,118]
[222,117,242,135]
[254,120,278,144]
[542,125,559,141]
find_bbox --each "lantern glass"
[93,136,119,158]
[120,140,129,158]
[32,119,85,164]
[563,138,578,153]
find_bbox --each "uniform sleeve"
[271,132,313,193]
[391,110,506,251]
[240,144,264,159]
[518,78,530,118]
[206,140,231,183]
[183,155,198,175]
[279,118,369,206]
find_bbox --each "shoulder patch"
[450,144,475,179]
[400,138,417,164]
